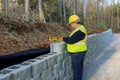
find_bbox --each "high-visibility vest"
[67,25,87,53]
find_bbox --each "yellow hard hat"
[69,15,80,24]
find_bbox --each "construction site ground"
[0,16,104,55]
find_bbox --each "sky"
[107,0,119,5]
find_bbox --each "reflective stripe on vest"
[67,25,87,53]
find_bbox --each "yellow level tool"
[48,36,63,41]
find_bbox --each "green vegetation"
[98,19,107,30]
[113,5,120,17]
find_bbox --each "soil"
[0,16,104,55]
[87,28,105,35]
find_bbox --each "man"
[63,15,87,80]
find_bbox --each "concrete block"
[50,74,59,80]
[63,51,71,59]
[57,61,62,72]
[26,58,47,77]
[50,42,66,53]
[7,64,32,80]
[44,53,57,68]
[52,63,58,75]
[56,53,64,63]
[63,75,70,80]
[58,70,65,80]
[0,69,12,80]
[62,60,66,70]
[68,65,72,72]
[65,51,71,57]
[69,71,73,79]
[68,57,72,64]
[30,75,40,80]
[65,66,69,75]
[53,62,62,75]
[40,68,52,80]
[67,75,71,80]
[63,51,67,59]
[52,62,62,75]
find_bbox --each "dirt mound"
[87,28,105,35]
[0,16,104,55]
[0,16,72,55]
[0,16,33,34]
[33,22,72,35]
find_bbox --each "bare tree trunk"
[25,0,30,21]
[63,0,66,24]
[69,0,73,14]
[5,0,8,15]
[0,0,2,13]
[75,0,78,14]
[70,0,72,14]
[48,3,52,22]
[72,0,76,14]
[1,0,8,16]
[110,0,114,28]
[96,0,100,28]
[81,0,83,14]
[117,0,120,29]
[83,0,87,26]
[35,9,37,20]
[58,0,63,24]
[38,0,46,23]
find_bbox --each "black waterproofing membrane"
[0,47,50,70]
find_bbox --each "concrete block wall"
[83,29,113,80]
[84,29,112,65]
[0,29,112,80]
[0,42,73,80]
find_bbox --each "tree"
[17,0,24,5]
[1,0,8,16]
[25,0,30,21]
[73,0,76,14]
[116,0,120,29]
[96,0,101,27]
[0,0,1,13]
[38,0,46,23]
[63,0,66,24]
[83,0,87,26]
[58,0,62,23]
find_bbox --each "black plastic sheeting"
[0,47,50,70]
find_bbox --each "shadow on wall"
[83,30,118,80]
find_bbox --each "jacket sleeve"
[63,30,85,44]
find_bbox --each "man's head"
[69,15,81,29]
